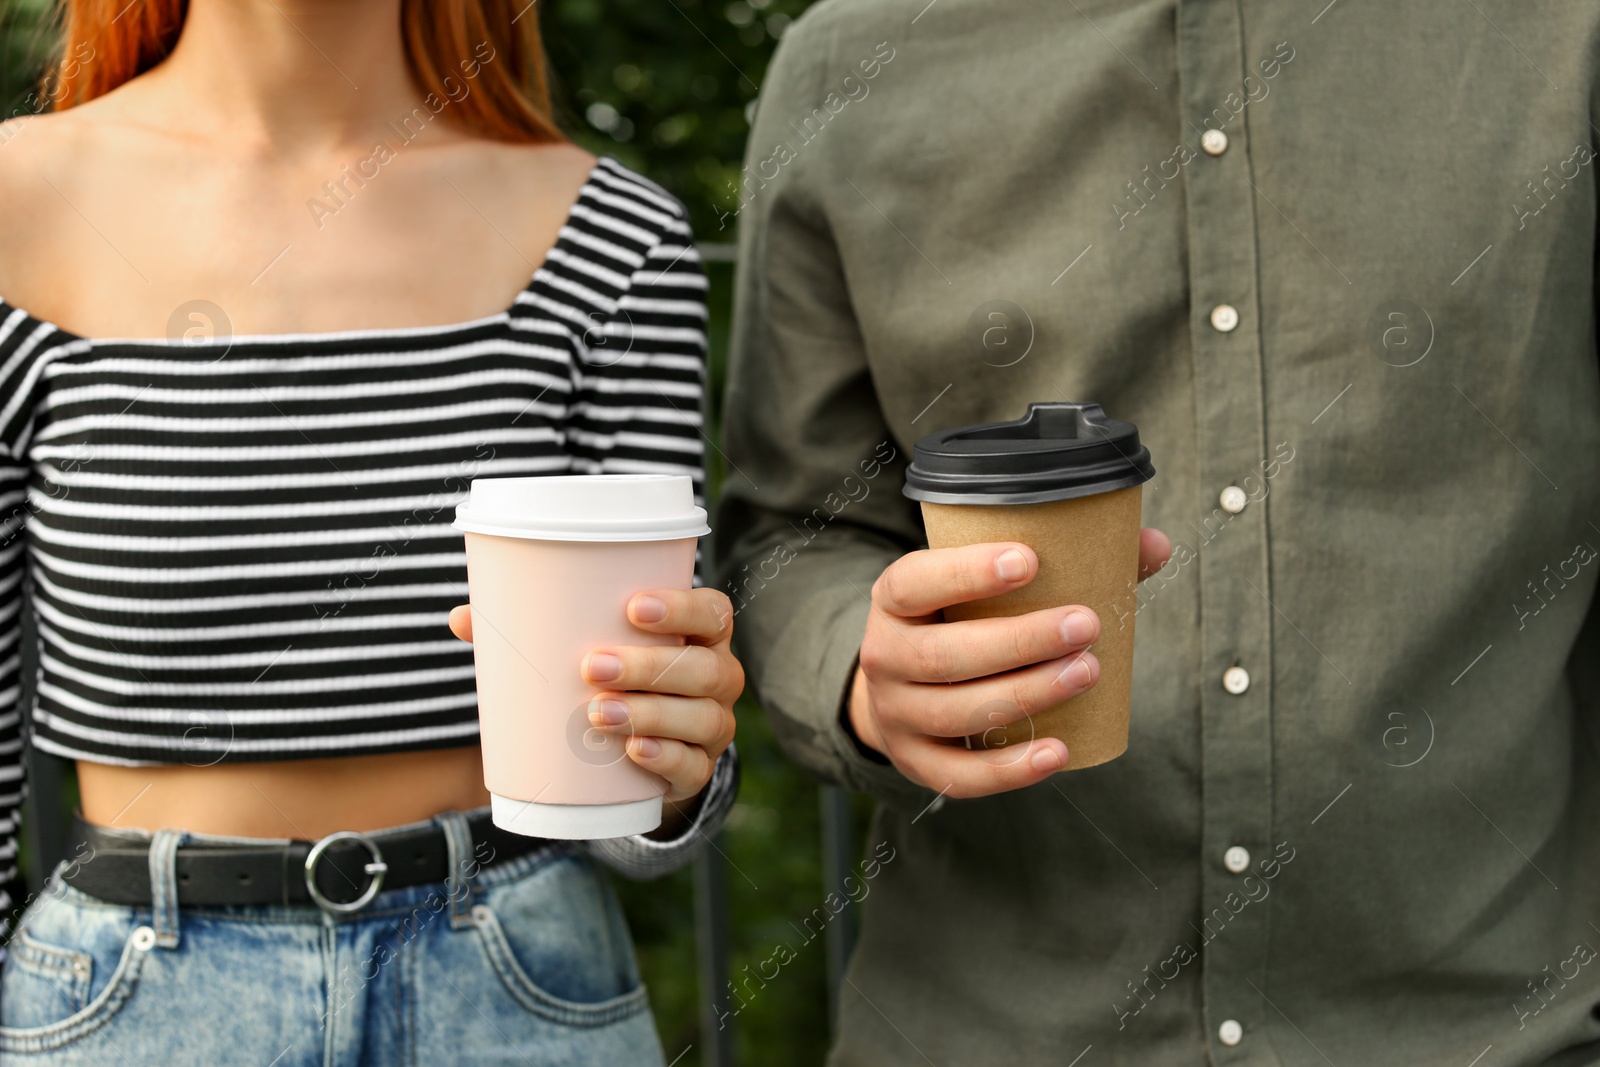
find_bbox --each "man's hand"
[848,529,1171,799]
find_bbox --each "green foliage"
[1,0,55,118]
[542,0,816,239]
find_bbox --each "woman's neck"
[132,0,440,160]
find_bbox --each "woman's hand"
[447,588,742,806]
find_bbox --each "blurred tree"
[1,0,52,117]
[542,0,815,239]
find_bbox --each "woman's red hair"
[43,0,563,143]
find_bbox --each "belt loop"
[436,810,477,930]
[148,828,187,950]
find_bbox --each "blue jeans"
[0,811,666,1065]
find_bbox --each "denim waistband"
[54,807,575,935]
[76,803,497,848]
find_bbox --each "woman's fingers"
[582,643,735,699]
[627,588,734,644]
[588,694,734,752]
[455,599,738,806]
[454,587,738,648]
[448,604,472,642]
[626,735,716,803]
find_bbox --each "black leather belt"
[62,811,555,914]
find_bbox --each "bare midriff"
[77,747,491,839]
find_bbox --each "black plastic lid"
[902,402,1155,505]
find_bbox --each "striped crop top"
[0,158,719,911]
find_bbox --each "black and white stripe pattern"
[0,158,725,913]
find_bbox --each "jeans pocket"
[0,921,151,1054]
[8,930,94,1019]
[469,855,649,1027]
[471,905,649,1027]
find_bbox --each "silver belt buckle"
[304,830,388,915]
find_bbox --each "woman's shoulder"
[460,140,692,252]
[0,112,74,240]
[580,156,696,245]
[0,103,125,299]
[484,146,699,280]
[0,99,125,196]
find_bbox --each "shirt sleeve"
[565,163,709,515]
[0,444,32,960]
[711,19,938,810]
[585,742,739,880]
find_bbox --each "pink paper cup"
[454,475,708,839]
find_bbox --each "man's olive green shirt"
[715,1,1600,1064]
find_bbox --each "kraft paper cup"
[904,402,1155,770]
[454,475,709,838]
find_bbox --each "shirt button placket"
[1177,0,1275,1059]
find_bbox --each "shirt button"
[1219,1019,1243,1046]
[1210,304,1239,333]
[1223,666,1250,694]
[1224,846,1251,873]
[1201,128,1229,156]
[1219,485,1247,514]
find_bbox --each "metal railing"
[686,238,862,1065]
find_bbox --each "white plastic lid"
[452,474,709,542]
